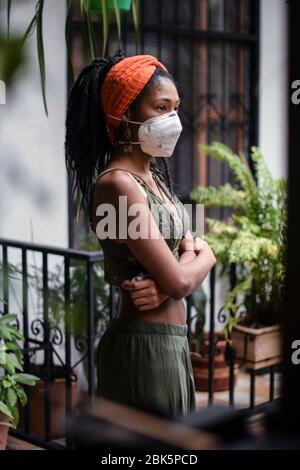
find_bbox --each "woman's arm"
[122,233,201,309]
[93,171,216,299]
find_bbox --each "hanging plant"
[3,0,140,116]
[90,0,132,12]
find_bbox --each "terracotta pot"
[19,365,78,439]
[190,337,238,392]
[232,322,283,370]
[0,412,11,451]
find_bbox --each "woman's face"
[124,77,181,133]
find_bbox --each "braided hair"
[65,49,177,214]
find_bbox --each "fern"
[190,183,247,211]
[191,142,287,337]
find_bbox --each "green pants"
[96,317,196,418]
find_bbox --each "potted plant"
[0,313,39,450]
[190,142,287,369]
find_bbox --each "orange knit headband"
[101,55,168,145]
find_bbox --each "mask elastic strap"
[117,141,141,145]
[105,113,142,125]
[106,113,141,144]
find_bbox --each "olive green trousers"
[96,317,196,418]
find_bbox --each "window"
[68,0,259,247]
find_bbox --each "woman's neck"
[108,150,153,180]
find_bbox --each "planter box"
[232,323,283,370]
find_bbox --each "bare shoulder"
[94,170,145,203]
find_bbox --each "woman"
[65,50,216,419]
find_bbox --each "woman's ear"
[121,110,130,122]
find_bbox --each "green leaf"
[190,183,246,210]
[65,0,75,86]
[0,313,18,324]
[11,373,40,386]
[15,385,27,407]
[0,325,12,340]
[84,7,97,60]
[4,342,22,363]
[20,13,37,48]
[200,142,257,200]
[75,189,83,223]
[0,400,13,420]
[101,0,109,56]
[7,0,12,39]
[36,0,48,116]
[80,0,88,13]
[3,355,16,375]
[6,353,23,372]
[1,379,11,389]
[10,403,19,427]
[8,327,24,340]
[112,0,121,47]
[6,388,17,407]
[131,0,140,53]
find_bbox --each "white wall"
[259,0,288,179]
[0,0,68,247]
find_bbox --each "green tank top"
[90,168,190,287]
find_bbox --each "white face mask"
[105,110,183,157]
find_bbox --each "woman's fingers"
[194,237,206,253]
[121,278,166,311]
[121,278,154,290]
[134,296,151,306]
[131,287,153,299]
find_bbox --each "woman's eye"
[158,106,166,111]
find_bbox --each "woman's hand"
[193,237,208,254]
[179,237,194,255]
[179,234,207,255]
[121,277,169,311]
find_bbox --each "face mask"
[105,110,183,157]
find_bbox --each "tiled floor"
[195,369,282,409]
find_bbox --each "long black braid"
[65,50,177,215]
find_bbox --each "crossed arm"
[121,230,210,311]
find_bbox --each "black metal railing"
[0,238,281,449]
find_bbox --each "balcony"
[0,237,282,449]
